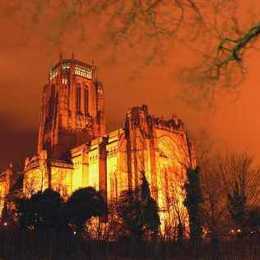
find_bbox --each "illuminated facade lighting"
[0,57,196,232]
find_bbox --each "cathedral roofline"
[50,58,95,71]
[126,104,185,132]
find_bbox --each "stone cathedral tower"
[37,56,105,160]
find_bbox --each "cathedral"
[1,57,195,229]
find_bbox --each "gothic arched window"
[76,84,81,113]
[48,84,56,119]
[84,87,88,115]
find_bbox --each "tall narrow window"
[48,84,55,118]
[84,87,88,115]
[68,85,71,111]
[164,168,170,209]
[76,85,81,113]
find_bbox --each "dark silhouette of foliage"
[184,167,203,242]
[15,197,33,229]
[117,173,160,240]
[1,202,15,227]
[227,180,247,231]
[140,174,160,235]
[66,187,106,232]
[247,207,260,232]
[177,222,184,243]
[15,188,65,230]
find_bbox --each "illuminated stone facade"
[0,166,12,215]
[1,57,196,230]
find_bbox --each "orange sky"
[0,1,260,169]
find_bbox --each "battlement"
[49,58,96,81]
[151,115,184,132]
[126,104,184,133]
[24,155,73,172]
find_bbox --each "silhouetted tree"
[16,188,65,230]
[198,151,260,244]
[200,158,227,247]
[247,207,260,232]
[15,197,33,229]
[184,167,203,242]
[1,202,15,227]
[66,187,106,233]
[218,153,260,233]
[140,174,160,237]
[117,173,160,240]
[227,181,247,232]
[177,221,185,244]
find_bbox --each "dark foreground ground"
[0,229,259,260]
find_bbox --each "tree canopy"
[66,187,107,232]
[184,167,203,242]
[117,173,160,240]
[15,188,65,230]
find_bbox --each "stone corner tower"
[37,56,106,160]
